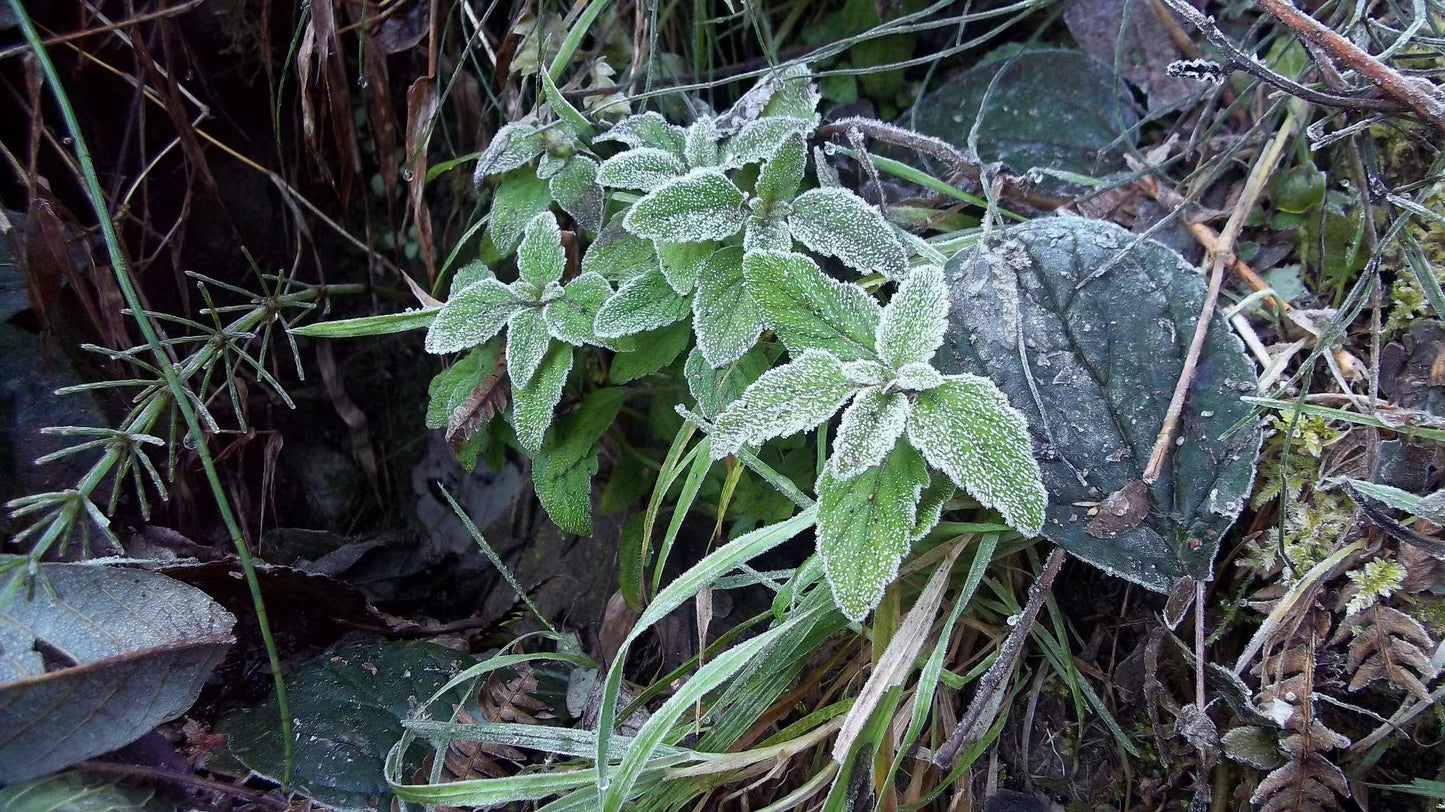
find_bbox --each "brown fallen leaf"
[1086,479,1152,538]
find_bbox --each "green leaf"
[597,148,686,191]
[595,269,691,338]
[545,272,615,347]
[829,386,910,480]
[876,264,948,369]
[788,187,908,279]
[743,250,880,362]
[724,116,813,168]
[906,375,1046,536]
[939,217,1262,590]
[517,211,565,289]
[622,169,746,243]
[761,64,822,121]
[693,246,763,368]
[0,562,234,784]
[710,348,856,458]
[425,278,525,354]
[0,773,173,811]
[754,132,807,204]
[223,641,474,812]
[744,215,793,253]
[610,320,693,383]
[911,476,954,540]
[894,361,943,392]
[583,215,661,282]
[596,111,687,156]
[511,342,574,453]
[683,118,721,167]
[486,168,554,255]
[817,442,928,620]
[449,259,494,295]
[533,387,627,534]
[655,240,714,294]
[427,342,502,429]
[506,307,553,387]
[473,121,545,182]
[684,346,770,419]
[549,156,603,233]
[292,307,437,338]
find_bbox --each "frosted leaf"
[710,349,856,459]
[517,211,565,289]
[511,343,574,454]
[448,260,494,297]
[754,133,807,205]
[905,375,1046,536]
[596,111,687,156]
[693,247,763,368]
[622,169,746,243]
[817,442,927,621]
[789,187,908,279]
[655,241,714,294]
[597,148,686,191]
[743,216,792,253]
[594,269,691,338]
[876,264,948,368]
[582,216,659,282]
[842,359,889,386]
[487,169,553,255]
[684,117,720,168]
[829,386,911,480]
[473,121,544,184]
[549,156,603,233]
[537,151,567,181]
[684,346,770,419]
[911,476,954,541]
[724,117,813,168]
[425,278,526,354]
[813,146,841,187]
[544,272,616,347]
[743,250,880,362]
[761,63,822,123]
[506,307,552,387]
[894,362,944,392]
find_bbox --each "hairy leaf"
[761,64,822,121]
[473,121,545,183]
[789,187,908,279]
[486,168,554,255]
[894,362,944,392]
[427,343,503,429]
[623,170,746,243]
[656,240,714,294]
[583,216,660,282]
[710,349,856,458]
[693,247,763,368]
[517,211,565,289]
[533,388,627,534]
[877,264,948,368]
[725,116,813,168]
[506,307,552,387]
[744,216,793,253]
[744,250,880,362]
[817,443,928,620]
[611,320,693,384]
[684,118,720,167]
[545,273,615,348]
[830,386,911,480]
[549,156,603,233]
[511,343,573,453]
[596,111,687,155]
[684,346,771,419]
[597,148,686,191]
[754,132,808,205]
[425,278,525,354]
[595,269,692,338]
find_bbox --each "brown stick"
[74,761,288,808]
[933,546,1068,769]
[1252,0,1445,135]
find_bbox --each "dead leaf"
[406,76,440,281]
[1085,479,1151,538]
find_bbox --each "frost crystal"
[544,273,614,347]
[595,111,687,155]
[693,247,763,368]
[754,133,807,205]
[506,307,552,387]
[684,118,721,168]
[710,349,856,459]
[655,241,714,294]
[724,116,814,168]
[473,121,544,185]
[893,362,944,392]
[510,344,574,453]
[517,212,565,289]
[743,251,880,362]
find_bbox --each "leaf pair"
[596,112,816,193]
[707,255,1047,618]
[425,212,619,451]
[474,121,602,235]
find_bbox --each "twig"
[73,762,288,809]
[933,546,1067,769]
[0,1,205,60]
[1143,111,1297,483]
[1252,0,1445,134]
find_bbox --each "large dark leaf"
[938,217,1261,591]
[0,561,235,783]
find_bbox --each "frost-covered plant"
[305,65,1047,620]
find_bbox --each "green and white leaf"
[449,260,494,296]
[517,212,565,289]
[623,170,745,243]
[426,343,502,429]
[425,278,526,354]
[684,346,771,419]
[817,442,928,620]
[683,117,721,167]
[583,216,660,282]
[829,386,911,480]
[544,272,616,347]
[597,148,686,191]
[505,307,553,387]
[473,121,545,182]
[693,246,763,368]
[761,64,822,122]
[724,117,813,168]
[596,111,687,155]
[655,240,714,294]
[743,250,880,362]
[710,349,856,458]
[510,343,574,453]
[911,476,954,540]
[788,187,908,279]
[842,359,890,386]
[905,375,1046,536]
[611,321,693,384]
[743,216,792,253]
[549,156,603,233]
[486,168,554,255]
[754,133,807,205]
[877,264,948,368]
[533,388,626,534]
[594,269,692,338]
[894,362,944,392]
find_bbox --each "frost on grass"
[595,111,687,155]
[743,251,880,362]
[473,121,544,184]
[710,349,855,459]
[425,278,524,354]
[517,212,565,289]
[655,241,714,294]
[905,375,1046,536]
[544,273,614,347]
[829,387,911,480]
[725,116,814,168]
[817,442,928,621]
[597,148,686,191]
[788,188,908,279]
[693,247,763,368]
[623,170,746,243]
[876,265,948,368]
[510,343,574,454]
[594,269,691,338]
[506,308,552,387]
